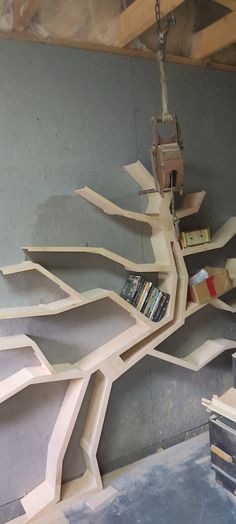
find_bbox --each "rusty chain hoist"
[141,0,185,239]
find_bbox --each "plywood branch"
[115,0,185,48]
[191,10,236,59]
[4,161,236,523]
[11,0,42,32]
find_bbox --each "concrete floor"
[65,432,236,524]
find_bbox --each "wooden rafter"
[115,0,185,48]
[11,0,41,32]
[191,10,236,59]
[0,29,235,74]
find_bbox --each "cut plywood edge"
[76,186,156,224]
[0,335,55,403]
[149,338,236,371]
[184,338,236,369]
[183,217,236,256]
[176,191,206,219]
[0,261,79,298]
[77,323,148,375]
[23,246,170,273]
[22,377,90,520]
[87,485,118,510]
[211,297,236,313]
[81,372,112,458]
[123,161,162,215]
[5,160,236,523]
[185,300,207,318]
[7,510,68,524]
[0,261,83,319]
[0,364,82,404]
[0,276,166,329]
[0,334,53,372]
[124,161,155,191]
[60,470,98,506]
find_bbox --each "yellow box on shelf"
[180,227,210,249]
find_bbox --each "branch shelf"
[3,161,236,523]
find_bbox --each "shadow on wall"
[28,193,154,292]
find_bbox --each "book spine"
[143,288,157,317]
[149,291,162,320]
[136,282,150,311]
[141,285,153,314]
[121,274,141,303]
[157,298,170,322]
[155,293,170,322]
[153,293,166,321]
[132,278,145,307]
[140,282,153,312]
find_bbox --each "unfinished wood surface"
[12,0,42,31]
[150,339,236,371]
[191,10,236,59]
[22,377,89,519]
[211,297,236,313]
[23,246,171,273]
[0,27,235,74]
[5,160,236,523]
[87,485,118,510]
[115,0,185,48]
[76,187,156,224]
[176,191,206,219]
[0,261,82,319]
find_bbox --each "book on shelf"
[121,274,143,304]
[132,278,145,307]
[121,274,171,323]
[154,292,170,322]
[136,282,152,311]
[149,291,163,321]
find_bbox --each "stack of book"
[121,274,170,323]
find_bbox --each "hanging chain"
[155,0,176,123]
[155,1,180,238]
[170,171,180,240]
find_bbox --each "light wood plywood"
[5,161,236,522]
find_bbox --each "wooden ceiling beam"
[191,10,236,59]
[115,0,185,48]
[12,0,41,32]
[0,29,235,74]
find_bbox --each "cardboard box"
[188,267,232,304]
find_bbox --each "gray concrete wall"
[0,39,235,515]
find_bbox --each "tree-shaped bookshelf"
[2,161,236,522]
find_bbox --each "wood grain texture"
[12,0,41,32]
[191,10,236,59]
[115,0,185,47]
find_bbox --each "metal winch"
[150,113,184,197]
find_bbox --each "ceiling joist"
[191,9,236,59]
[12,0,41,32]
[115,0,185,48]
